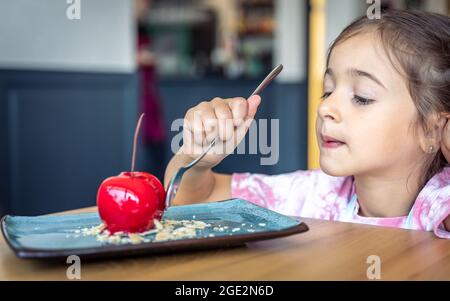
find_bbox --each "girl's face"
[316,32,425,178]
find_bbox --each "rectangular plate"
[1,199,308,260]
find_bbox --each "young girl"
[164,10,450,239]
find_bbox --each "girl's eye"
[353,95,375,106]
[320,92,376,106]
[321,92,332,99]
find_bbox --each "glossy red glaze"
[97,172,166,234]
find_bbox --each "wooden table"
[1,206,449,280]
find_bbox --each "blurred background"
[0,0,448,216]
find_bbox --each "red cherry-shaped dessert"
[96,113,166,234]
[97,171,165,233]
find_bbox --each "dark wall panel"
[0,70,138,216]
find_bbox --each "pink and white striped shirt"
[231,167,450,239]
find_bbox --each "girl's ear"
[418,113,447,154]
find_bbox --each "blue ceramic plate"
[1,199,308,260]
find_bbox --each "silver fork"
[164,64,283,211]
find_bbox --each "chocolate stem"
[131,113,145,174]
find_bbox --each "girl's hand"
[180,95,261,170]
[442,114,450,164]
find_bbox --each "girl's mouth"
[321,134,345,148]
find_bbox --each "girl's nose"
[317,94,341,123]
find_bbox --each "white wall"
[390,0,448,13]
[274,0,363,83]
[274,0,307,83]
[326,0,364,50]
[0,0,135,73]
[423,0,448,13]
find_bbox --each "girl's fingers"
[185,105,207,147]
[228,97,248,127]
[200,108,218,143]
[246,95,261,120]
[182,95,261,158]
[211,98,234,142]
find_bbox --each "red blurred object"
[97,171,165,234]
[138,30,165,144]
